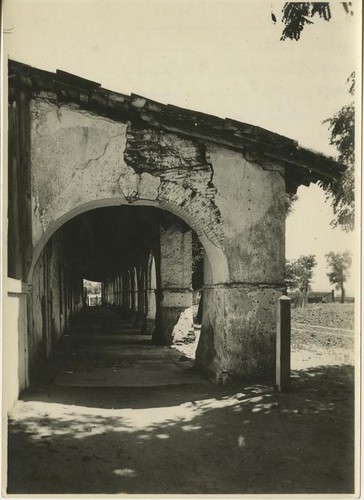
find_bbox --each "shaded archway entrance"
[27,203,216,384]
[7,61,345,405]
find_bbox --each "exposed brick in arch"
[26,98,224,255]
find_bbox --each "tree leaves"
[280,2,353,41]
[280,2,331,41]
[285,255,317,292]
[342,2,354,16]
[325,251,351,288]
[279,5,355,231]
[285,192,299,217]
[84,280,101,294]
[319,74,355,232]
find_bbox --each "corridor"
[43,305,204,387]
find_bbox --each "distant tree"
[319,73,355,231]
[84,280,101,295]
[325,251,352,303]
[278,2,353,41]
[285,255,317,307]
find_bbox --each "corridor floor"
[7,307,355,495]
[47,306,204,387]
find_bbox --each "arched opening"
[27,199,229,288]
[27,203,227,384]
[83,280,102,306]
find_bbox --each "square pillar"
[135,267,146,329]
[195,285,284,381]
[153,220,193,345]
[194,146,287,382]
[145,255,157,335]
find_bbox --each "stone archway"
[7,61,345,393]
[23,94,287,381]
[26,199,229,383]
[27,198,229,288]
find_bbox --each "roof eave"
[8,59,346,186]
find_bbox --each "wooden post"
[276,295,291,391]
[331,289,335,302]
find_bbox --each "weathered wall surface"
[29,98,284,285]
[207,144,286,284]
[26,95,287,381]
[160,222,192,288]
[196,286,283,380]
[4,280,28,412]
[157,219,193,344]
[30,99,129,247]
[6,62,344,407]
[8,92,33,281]
[195,145,286,380]
[29,98,224,255]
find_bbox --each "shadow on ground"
[8,364,354,495]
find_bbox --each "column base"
[195,284,283,382]
[152,307,186,345]
[144,317,155,335]
[134,312,145,329]
[152,288,192,345]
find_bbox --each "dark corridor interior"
[27,205,204,385]
[64,206,160,283]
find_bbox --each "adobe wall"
[197,146,286,380]
[28,95,286,380]
[29,98,224,253]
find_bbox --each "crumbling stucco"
[196,285,283,380]
[27,95,286,381]
[157,221,193,344]
[30,99,225,251]
[207,144,286,284]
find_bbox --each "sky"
[2,0,360,296]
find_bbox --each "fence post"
[331,289,335,302]
[276,295,291,391]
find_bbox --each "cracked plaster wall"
[207,144,286,284]
[30,99,285,288]
[194,146,286,379]
[29,99,224,255]
[196,285,283,380]
[28,97,287,380]
[30,99,138,246]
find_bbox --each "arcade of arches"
[5,61,345,412]
[28,205,198,381]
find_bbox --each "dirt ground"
[6,304,357,496]
[291,302,355,329]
